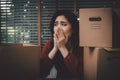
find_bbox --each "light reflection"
[23,15,26,17]
[27,1,30,4]
[7,10,10,12]
[43,6,46,8]
[7,27,13,29]
[8,33,14,34]
[36,6,38,8]
[25,4,28,7]
[7,13,12,15]
[1,27,6,29]
[0,2,6,4]
[25,35,30,38]
[1,7,10,9]
[77,18,80,21]
[8,30,14,32]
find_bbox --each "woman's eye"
[62,23,67,26]
[54,23,57,26]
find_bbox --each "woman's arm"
[64,52,83,78]
[40,40,55,78]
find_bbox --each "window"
[0,0,38,45]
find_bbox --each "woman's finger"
[60,28,66,39]
[54,33,59,41]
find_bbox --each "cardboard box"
[79,8,120,48]
[84,47,120,80]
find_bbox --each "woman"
[40,10,83,79]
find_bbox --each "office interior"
[0,0,120,80]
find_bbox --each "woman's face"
[53,15,72,40]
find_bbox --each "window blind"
[0,0,38,45]
[77,0,115,9]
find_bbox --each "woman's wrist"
[48,47,58,59]
[59,46,69,58]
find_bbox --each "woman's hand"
[54,28,69,58]
[54,28,67,48]
[47,32,59,60]
[48,28,66,60]
[53,33,58,51]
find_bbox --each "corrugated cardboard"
[79,8,120,48]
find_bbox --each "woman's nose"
[57,24,61,27]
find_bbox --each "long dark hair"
[49,10,79,54]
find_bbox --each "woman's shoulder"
[46,40,51,43]
[43,40,53,48]
[46,40,51,44]
[41,40,52,53]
